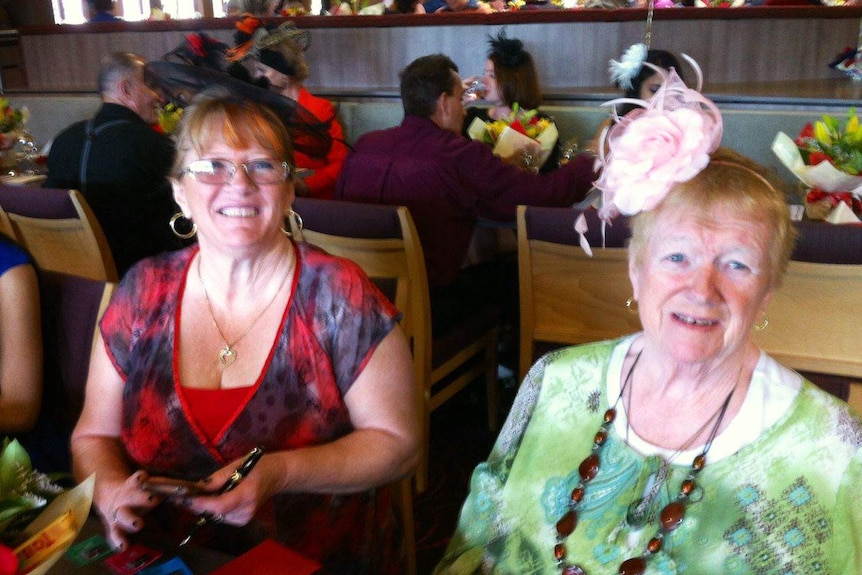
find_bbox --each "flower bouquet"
[467,104,559,169]
[157,103,184,135]
[0,439,93,575]
[772,110,862,223]
[0,99,28,150]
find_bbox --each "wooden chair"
[753,221,862,409]
[292,199,499,498]
[291,199,494,575]
[19,272,115,473]
[0,185,118,282]
[517,205,640,380]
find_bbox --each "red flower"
[808,151,832,166]
[795,122,814,146]
[509,119,527,135]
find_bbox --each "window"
[52,0,226,23]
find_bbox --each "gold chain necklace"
[197,256,290,369]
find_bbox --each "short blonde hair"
[171,93,294,177]
[628,148,796,289]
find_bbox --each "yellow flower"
[813,121,832,146]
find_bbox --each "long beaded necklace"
[198,257,290,369]
[552,352,736,575]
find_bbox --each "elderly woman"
[232,20,348,200]
[435,68,862,574]
[71,95,418,574]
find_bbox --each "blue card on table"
[139,556,193,575]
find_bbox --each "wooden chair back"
[0,185,118,282]
[292,197,498,494]
[290,198,426,575]
[517,205,640,380]
[753,221,862,409]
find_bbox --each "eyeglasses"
[180,159,291,185]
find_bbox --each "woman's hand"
[98,471,164,550]
[178,454,281,526]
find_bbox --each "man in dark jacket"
[45,52,180,276]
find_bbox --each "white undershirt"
[606,334,802,464]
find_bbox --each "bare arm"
[0,264,42,433]
[71,332,161,549]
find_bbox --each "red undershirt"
[182,386,252,441]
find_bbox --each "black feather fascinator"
[487,30,529,70]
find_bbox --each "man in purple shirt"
[335,54,595,337]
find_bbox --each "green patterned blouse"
[435,338,862,575]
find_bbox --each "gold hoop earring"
[754,311,769,332]
[625,297,639,315]
[281,209,303,237]
[169,212,197,239]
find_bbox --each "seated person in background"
[435,69,862,575]
[386,0,427,13]
[0,234,41,435]
[148,0,170,20]
[335,54,595,337]
[234,20,348,199]
[235,0,277,14]
[44,52,180,277]
[71,95,418,575]
[85,0,121,21]
[437,0,495,12]
[588,45,686,153]
[464,30,562,172]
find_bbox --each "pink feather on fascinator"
[576,56,722,255]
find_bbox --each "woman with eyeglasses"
[71,94,419,575]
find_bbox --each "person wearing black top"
[44,52,180,276]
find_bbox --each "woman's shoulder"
[294,242,376,295]
[119,247,194,294]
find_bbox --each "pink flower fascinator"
[577,56,722,255]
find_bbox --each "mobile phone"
[141,477,207,497]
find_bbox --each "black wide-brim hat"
[147,38,334,159]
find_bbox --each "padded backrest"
[24,271,114,473]
[0,185,118,281]
[291,198,431,377]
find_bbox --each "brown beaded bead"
[579,454,600,482]
[603,408,616,423]
[619,556,647,575]
[660,501,686,532]
[556,509,578,537]
[680,479,696,496]
[562,565,586,575]
[647,536,663,553]
[594,429,608,445]
[554,543,567,561]
[570,486,584,503]
[692,454,706,471]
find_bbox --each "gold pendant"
[219,346,237,368]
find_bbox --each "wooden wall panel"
[15,11,862,104]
